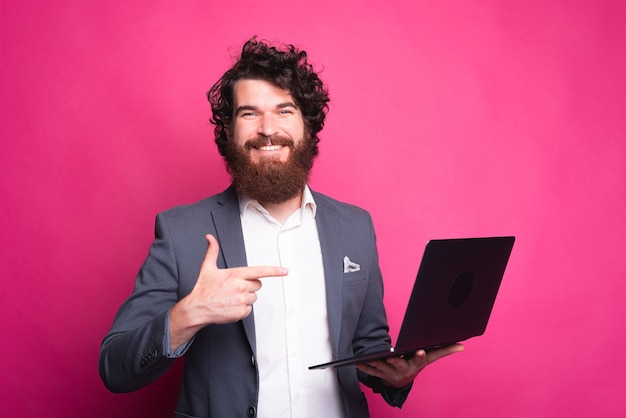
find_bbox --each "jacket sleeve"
[99,212,185,393]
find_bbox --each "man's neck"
[259,192,303,225]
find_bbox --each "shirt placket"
[277,220,307,416]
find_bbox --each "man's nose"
[257,115,279,137]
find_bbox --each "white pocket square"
[343,256,361,273]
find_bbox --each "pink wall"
[1,1,625,416]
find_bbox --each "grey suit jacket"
[100,186,411,417]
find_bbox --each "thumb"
[200,234,220,271]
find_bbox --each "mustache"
[244,136,295,150]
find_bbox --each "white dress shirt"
[240,186,344,418]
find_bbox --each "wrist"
[168,302,202,351]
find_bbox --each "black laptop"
[309,236,515,369]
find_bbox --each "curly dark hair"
[207,37,330,157]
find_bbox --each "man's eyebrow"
[276,102,299,110]
[234,105,257,115]
[234,102,299,115]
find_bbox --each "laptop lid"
[309,236,515,369]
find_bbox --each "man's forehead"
[233,79,295,102]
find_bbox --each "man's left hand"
[356,344,465,388]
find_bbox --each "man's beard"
[223,134,317,204]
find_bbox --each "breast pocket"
[342,269,368,320]
[343,269,367,284]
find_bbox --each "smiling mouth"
[256,145,283,151]
[246,136,293,153]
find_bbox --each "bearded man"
[100,38,462,418]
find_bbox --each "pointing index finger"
[236,265,289,280]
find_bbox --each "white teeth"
[258,145,282,151]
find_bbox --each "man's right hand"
[168,234,288,351]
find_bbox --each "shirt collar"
[238,185,317,218]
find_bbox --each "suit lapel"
[210,186,257,355]
[314,194,344,357]
[211,186,247,268]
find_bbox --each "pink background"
[2,1,625,417]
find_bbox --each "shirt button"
[247,406,256,417]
